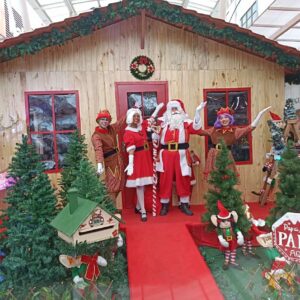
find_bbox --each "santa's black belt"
[104,148,119,158]
[161,143,189,151]
[135,143,150,152]
[212,144,232,150]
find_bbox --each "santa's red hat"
[269,111,282,121]
[167,99,186,113]
[96,109,112,123]
[217,200,231,219]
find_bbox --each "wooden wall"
[0,16,285,204]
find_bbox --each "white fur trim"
[167,100,182,110]
[126,108,142,125]
[190,179,196,185]
[126,177,153,187]
[126,145,136,152]
[125,125,142,132]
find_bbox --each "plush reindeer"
[211,200,244,270]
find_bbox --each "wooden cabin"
[1,0,300,208]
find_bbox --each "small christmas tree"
[71,159,116,214]
[267,142,300,225]
[59,130,88,205]
[0,136,65,293]
[283,98,297,121]
[202,139,251,234]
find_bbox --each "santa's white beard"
[168,112,186,130]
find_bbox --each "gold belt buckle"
[226,235,232,241]
[216,143,222,150]
[115,147,119,153]
[168,142,178,151]
[144,143,149,150]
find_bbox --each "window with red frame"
[25,91,80,172]
[204,88,252,164]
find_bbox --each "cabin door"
[115,81,168,210]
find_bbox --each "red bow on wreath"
[139,56,148,64]
[81,254,100,281]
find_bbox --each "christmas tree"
[267,119,285,157]
[59,130,88,206]
[202,139,251,234]
[71,159,116,214]
[267,142,300,225]
[283,98,297,121]
[0,135,66,293]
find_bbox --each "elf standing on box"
[211,200,244,270]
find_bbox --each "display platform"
[121,202,274,300]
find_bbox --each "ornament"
[130,55,155,80]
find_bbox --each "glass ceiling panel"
[279,28,300,40]
[272,0,300,9]
[250,26,279,38]
[255,10,299,26]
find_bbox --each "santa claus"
[155,99,206,216]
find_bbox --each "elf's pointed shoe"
[160,203,169,216]
[180,203,193,216]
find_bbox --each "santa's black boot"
[180,203,193,216]
[160,203,169,216]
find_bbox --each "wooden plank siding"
[0,16,285,204]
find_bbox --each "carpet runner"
[122,202,273,300]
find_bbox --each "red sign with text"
[272,213,300,263]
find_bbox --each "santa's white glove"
[124,154,134,176]
[151,103,164,118]
[97,256,107,267]
[194,101,207,126]
[73,275,84,285]
[251,106,271,128]
[236,231,244,246]
[218,235,229,248]
[97,162,104,175]
[117,235,124,248]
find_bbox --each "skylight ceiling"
[250,0,300,50]
[27,0,219,24]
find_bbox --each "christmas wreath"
[130,55,155,80]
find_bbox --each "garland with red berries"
[130,55,155,80]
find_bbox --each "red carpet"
[121,202,273,300]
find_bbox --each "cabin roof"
[0,0,300,82]
[50,197,98,237]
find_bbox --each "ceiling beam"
[63,0,76,16]
[277,38,300,42]
[26,0,52,24]
[268,7,300,12]
[269,13,300,40]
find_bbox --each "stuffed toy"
[59,254,107,297]
[242,204,267,257]
[211,200,244,270]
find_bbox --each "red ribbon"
[81,254,100,281]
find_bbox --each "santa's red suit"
[156,100,203,205]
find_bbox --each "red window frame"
[25,90,81,173]
[203,87,253,165]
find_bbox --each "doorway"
[115,81,168,209]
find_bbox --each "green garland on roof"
[1,0,300,82]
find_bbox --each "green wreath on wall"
[130,55,155,80]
